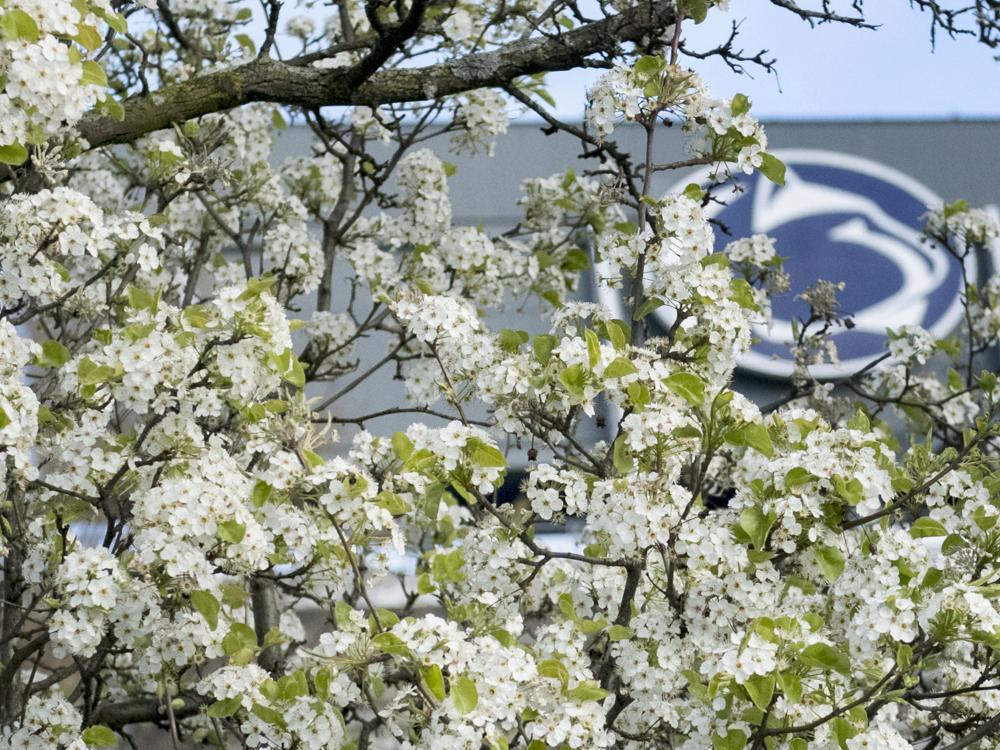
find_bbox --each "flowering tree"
[2,0,1000,748]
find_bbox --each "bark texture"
[77,1,676,149]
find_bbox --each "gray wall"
[277,120,1000,227]
[275,121,1000,454]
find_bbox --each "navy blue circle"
[712,157,963,369]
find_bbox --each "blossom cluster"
[586,56,770,177]
[0,0,119,157]
[0,187,163,313]
[5,2,1000,749]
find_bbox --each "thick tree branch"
[938,712,1000,750]
[251,576,282,674]
[89,692,205,730]
[77,1,676,149]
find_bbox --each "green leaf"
[896,643,913,670]
[847,408,871,432]
[79,60,108,87]
[374,491,412,517]
[313,667,333,699]
[585,329,601,369]
[276,671,309,700]
[712,729,747,750]
[466,438,506,469]
[604,357,638,379]
[302,449,324,469]
[36,340,71,368]
[744,673,774,711]
[612,435,633,475]
[606,319,629,350]
[82,725,118,748]
[449,479,477,506]
[941,534,967,555]
[77,356,116,387]
[729,278,760,311]
[977,370,998,393]
[431,547,465,583]
[608,625,634,641]
[126,285,158,312]
[238,275,277,301]
[738,506,776,551]
[799,643,851,675]
[452,675,478,714]
[559,363,587,399]
[627,381,650,408]
[634,55,665,77]
[251,480,273,509]
[94,7,127,34]
[777,672,802,704]
[832,717,860,746]
[561,247,590,272]
[910,517,949,538]
[0,405,10,430]
[182,304,212,328]
[682,183,704,201]
[564,681,608,702]
[73,22,103,50]
[190,590,220,631]
[207,696,242,718]
[122,322,155,342]
[633,296,664,321]
[814,544,845,583]
[533,334,558,366]
[664,372,705,407]
[731,93,751,116]
[251,703,285,727]
[271,108,288,130]
[529,83,556,108]
[759,152,786,186]
[2,10,38,42]
[222,623,258,665]
[684,0,710,24]
[537,658,569,688]
[943,369,963,396]
[499,328,529,353]
[391,431,414,461]
[235,32,256,54]
[221,584,248,609]
[281,351,306,389]
[832,475,863,506]
[422,664,446,701]
[489,628,516,647]
[372,632,410,656]
[783,467,815,490]
[0,141,28,165]
[725,423,773,458]
[218,521,246,544]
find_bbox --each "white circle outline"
[594,148,974,380]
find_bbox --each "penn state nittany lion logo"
[707,150,970,378]
[599,149,969,379]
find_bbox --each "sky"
[540,3,1000,121]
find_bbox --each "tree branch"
[77,1,677,149]
[88,692,205,730]
[251,576,282,674]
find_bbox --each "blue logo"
[682,150,967,378]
